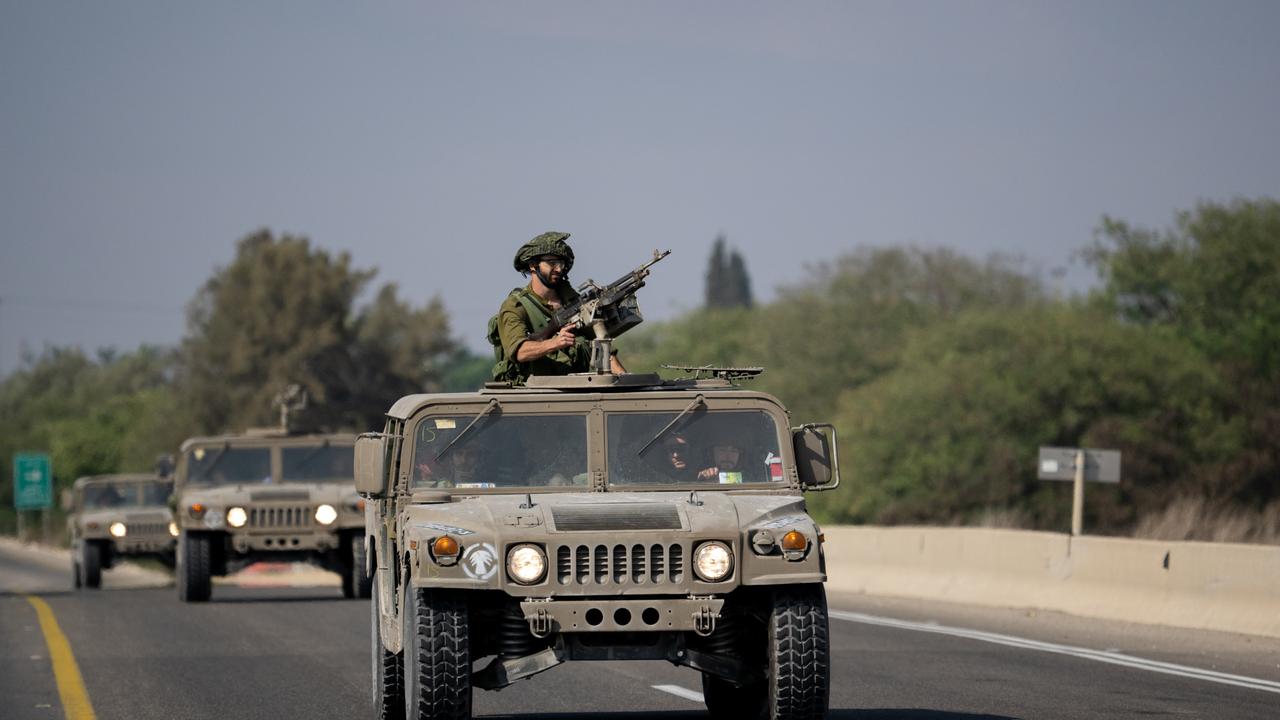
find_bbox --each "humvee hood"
[179,482,356,506]
[402,492,814,539]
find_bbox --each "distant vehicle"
[171,429,366,602]
[357,367,840,720]
[64,474,176,589]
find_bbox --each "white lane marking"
[831,610,1280,696]
[652,684,705,703]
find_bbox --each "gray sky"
[3,1,1278,377]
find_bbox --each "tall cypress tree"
[704,234,754,309]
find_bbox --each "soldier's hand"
[553,324,577,350]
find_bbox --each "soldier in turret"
[489,231,626,383]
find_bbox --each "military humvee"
[172,429,367,602]
[65,474,176,589]
[357,370,840,720]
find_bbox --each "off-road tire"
[371,571,404,720]
[81,541,102,589]
[346,534,373,599]
[704,585,830,720]
[768,585,830,720]
[178,532,212,603]
[403,588,471,720]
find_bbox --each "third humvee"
[357,369,840,720]
[65,473,176,589]
[172,428,367,602]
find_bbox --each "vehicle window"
[141,481,173,505]
[84,483,134,508]
[282,445,354,482]
[606,410,783,486]
[411,413,588,490]
[186,447,272,485]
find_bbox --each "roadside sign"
[1037,447,1121,484]
[13,452,53,510]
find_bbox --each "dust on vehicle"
[171,428,367,602]
[359,367,840,720]
[65,474,177,589]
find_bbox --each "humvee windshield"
[186,447,272,485]
[282,445,354,482]
[411,413,588,490]
[83,481,172,508]
[607,409,783,486]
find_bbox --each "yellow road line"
[26,596,97,720]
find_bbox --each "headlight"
[314,504,338,525]
[226,507,248,528]
[168,522,179,537]
[507,544,547,585]
[693,541,733,582]
[109,522,127,538]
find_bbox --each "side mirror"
[60,489,75,512]
[791,423,841,491]
[354,433,391,498]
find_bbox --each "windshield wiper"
[636,394,706,457]
[434,398,502,461]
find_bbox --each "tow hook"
[529,607,553,638]
[692,603,718,636]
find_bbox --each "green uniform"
[491,284,591,383]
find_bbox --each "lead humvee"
[357,369,840,720]
[65,474,176,589]
[172,429,367,602]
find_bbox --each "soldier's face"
[454,447,480,472]
[663,436,689,470]
[712,444,740,470]
[535,256,567,284]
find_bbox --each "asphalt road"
[3,540,1279,720]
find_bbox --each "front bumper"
[519,596,725,635]
[230,530,340,554]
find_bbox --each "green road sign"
[13,452,53,510]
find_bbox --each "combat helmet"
[513,232,575,273]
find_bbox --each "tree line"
[3,200,1278,542]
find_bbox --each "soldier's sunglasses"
[538,256,568,270]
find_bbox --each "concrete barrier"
[822,526,1280,638]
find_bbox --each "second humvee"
[65,473,176,589]
[357,370,840,720]
[172,428,367,602]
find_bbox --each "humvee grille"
[249,506,312,528]
[550,504,681,531]
[127,522,169,537]
[555,543,684,585]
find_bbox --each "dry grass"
[1134,497,1280,545]
[971,506,1030,529]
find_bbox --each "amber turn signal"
[432,535,460,557]
[781,530,807,552]
[188,503,206,518]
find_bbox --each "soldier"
[490,232,626,383]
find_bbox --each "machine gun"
[528,249,671,373]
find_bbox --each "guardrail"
[822,526,1280,638]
